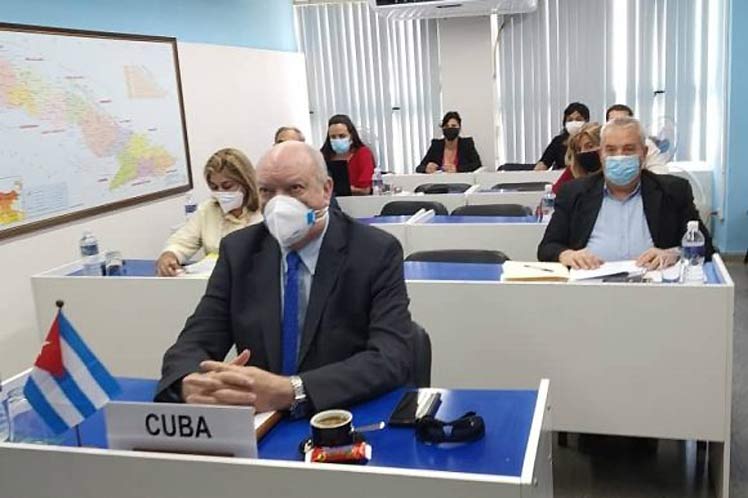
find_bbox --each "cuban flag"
[23,305,120,435]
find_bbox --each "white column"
[438,16,497,170]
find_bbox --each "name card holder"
[105,402,280,458]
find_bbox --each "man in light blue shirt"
[585,183,654,261]
[538,117,711,269]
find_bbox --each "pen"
[522,264,554,273]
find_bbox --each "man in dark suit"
[538,117,714,270]
[155,141,413,417]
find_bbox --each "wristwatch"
[289,375,309,419]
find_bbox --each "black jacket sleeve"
[299,238,414,410]
[416,140,442,173]
[154,241,235,401]
[537,181,575,262]
[674,179,716,260]
[458,137,482,172]
[539,134,565,169]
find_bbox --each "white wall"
[438,16,497,171]
[0,41,310,376]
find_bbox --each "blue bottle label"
[682,244,705,259]
[80,243,98,257]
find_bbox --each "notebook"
[501,261,570,282]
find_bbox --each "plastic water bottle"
[371,168,384,196]
[540,185,555,221]
[681,220,706,284]
[0,376,9,442]
[184,193,198,221]
[79,231,103,276]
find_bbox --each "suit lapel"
[252,235,282,373]
[641,172,662,245]
[298,214,347,367]
[578,175,605,245]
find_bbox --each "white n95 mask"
[565,120,585,135]
[264,195,327,248]
[212,190,244,214]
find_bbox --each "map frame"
[0,22,193,240]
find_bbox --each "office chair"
[414,183,472,194]
[405,249,509,264]
[497,163,536,171]
[491,182,552,192]
[380,200,449,216]
[451,204,532,217]
[409,321,432,388]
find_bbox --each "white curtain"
[295,2,441,173]
[495,0,729,172]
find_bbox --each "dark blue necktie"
[282,251,301,375]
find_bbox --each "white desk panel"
[466,191,547,210]
[337,193,466,218]
[474,171,562,187]
[406,223,546,261]
[383,172,476,193]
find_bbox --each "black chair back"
[409,321,432,388]
[380,200,449,216]
[414,183,472,194]
[405,249,509,264]
[497,163,536,171]
[451,204,532,217]
[491,182,551,192]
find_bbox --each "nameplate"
[105,401,257,458]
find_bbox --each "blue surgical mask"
[330,137,352,155]
[604,155,640,186]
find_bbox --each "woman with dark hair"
[320,114,375,195]
[535,102,590,171]
[416,111,482,173]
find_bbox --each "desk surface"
[404,261,723,284]
[405,261,504,281]
[47,378,537,478]
[358,215,413,224]
[427,215,539,224]
[359,215,539,224]
[67,259,724,284]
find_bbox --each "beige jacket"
[163,199,263,263]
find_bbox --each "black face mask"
[577,150,602,173]
[443,127,460,141]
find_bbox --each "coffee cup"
[310,409,354,447]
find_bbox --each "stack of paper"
[501,261,570,282]
[568,260,646,281]
[180,253,218,277]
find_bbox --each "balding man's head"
[256,141,332,212]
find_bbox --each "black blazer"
[537,171,715,262]
[416,137,482,173]
[155,209,414,410]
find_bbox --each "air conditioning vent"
[368,0,537,19]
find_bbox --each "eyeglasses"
[415,411,485,444]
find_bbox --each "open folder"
[501,261,570,282]
[255,411,283,440]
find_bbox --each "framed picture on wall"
[0,23,192,240]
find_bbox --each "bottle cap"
[687,220,699,231]
[544,184,553,192]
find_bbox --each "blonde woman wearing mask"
[552,122,602,194]
[157,148,262,276]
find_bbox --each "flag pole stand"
[74,424,82,447]
[59,299,81,447]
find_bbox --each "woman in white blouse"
[156,148,263,276]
